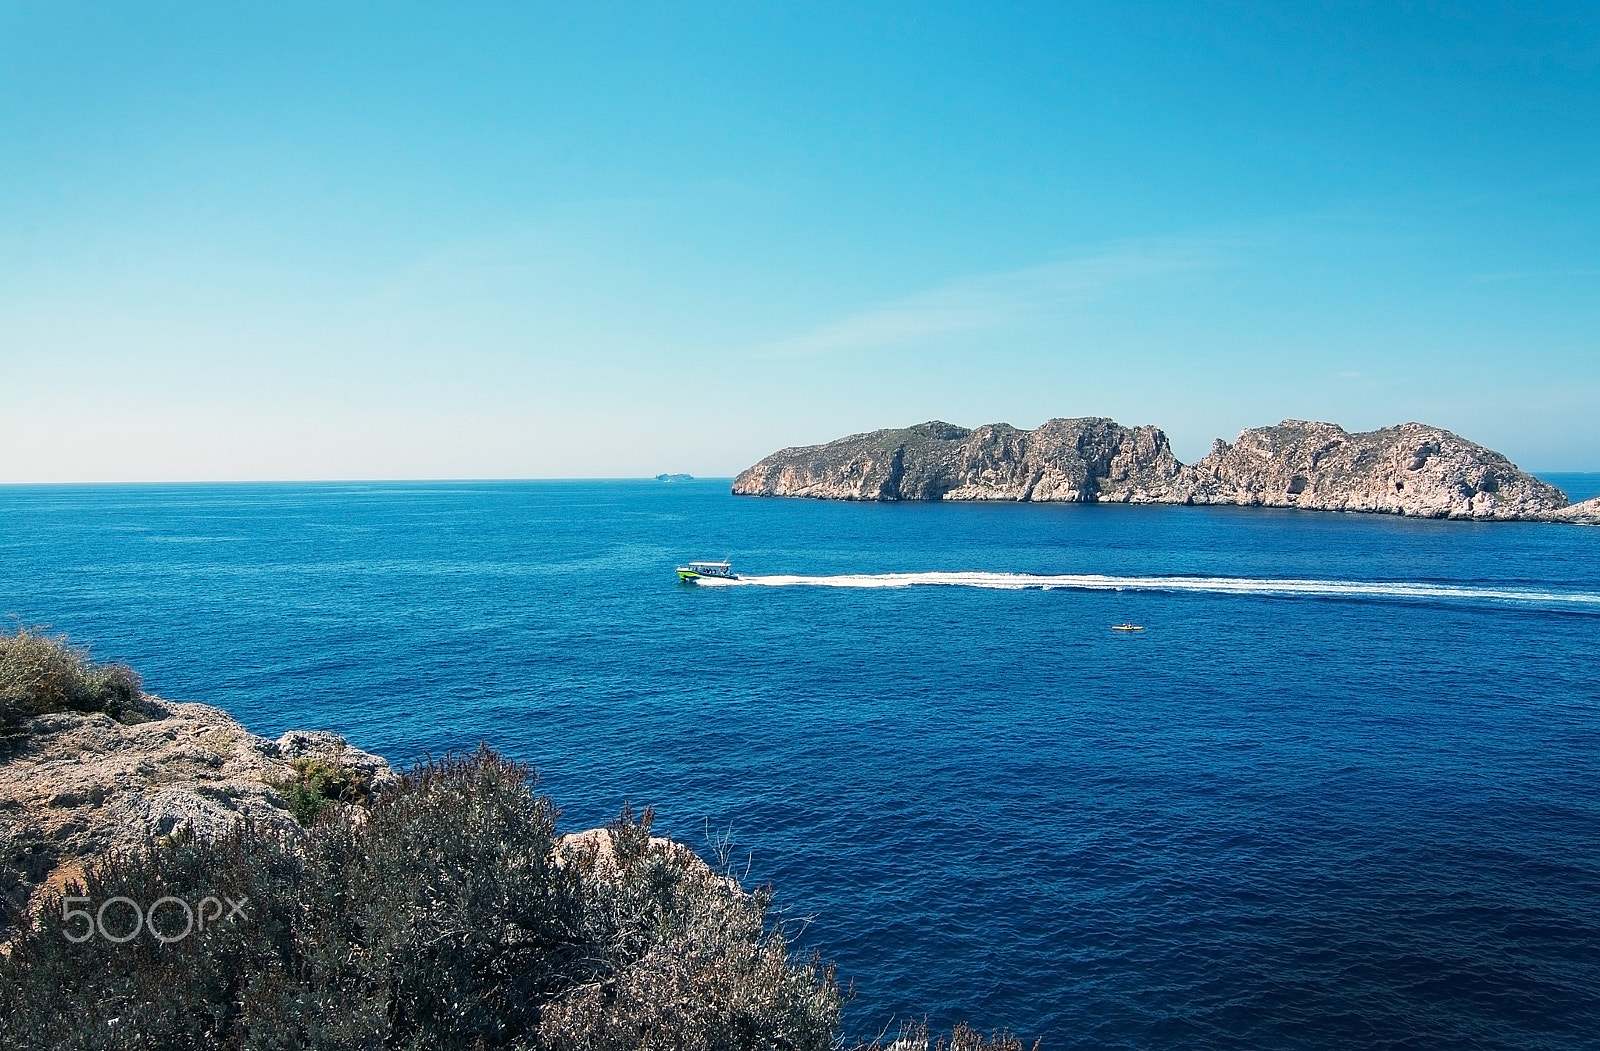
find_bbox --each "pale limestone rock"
[556,827,712,879]
[1545,495,1600,525]
[1173,421,1570,520]
[0,696,395,920]
[734,417,1586,524]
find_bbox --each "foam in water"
[701,571,1600,610]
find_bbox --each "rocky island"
[733,418,1600,524]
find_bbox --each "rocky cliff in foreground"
[733,418,1600,524]
[0,631,861,1051]
[1,695,717,932]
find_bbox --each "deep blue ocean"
[4,478,1600,1049]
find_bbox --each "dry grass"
[854,1021,1042,1051]
[0,626,143,737]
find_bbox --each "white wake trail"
[700,571,1600,609]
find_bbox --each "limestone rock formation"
[732,419,1186,503]
[1547,495,1600,525]
[1174,420,1571,519]
[733,418,1584,523]
[0,696,395,920]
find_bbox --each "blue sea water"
[3,478,1599,1049]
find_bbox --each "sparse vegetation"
[0,626,143,737]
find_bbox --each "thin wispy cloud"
[760,240,1226,359]
[1468,267,1600,284]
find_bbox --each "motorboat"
[676,560,738,583]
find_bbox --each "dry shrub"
[539,807,840,1051]
[855,1021,1041,1051]
[0,626,143,736]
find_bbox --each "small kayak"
[1111,623,1144,631]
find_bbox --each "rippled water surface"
[3,479,1598,1048]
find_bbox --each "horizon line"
[4,470,1599,488]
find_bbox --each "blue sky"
[2,1,1596,480]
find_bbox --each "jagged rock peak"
[906,421,972,440]
[733,417,1584,523]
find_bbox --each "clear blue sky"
[3,1,1596,480]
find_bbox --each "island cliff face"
[732,418,1600,524]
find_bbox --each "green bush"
[282,757,374,826]
[0,626,143,737]
[0,747,844,1050]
